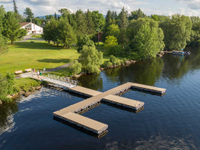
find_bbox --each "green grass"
[0,40,80,74]
[31,35,42,38]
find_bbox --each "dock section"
[56,112,108,135]
[129,83,166,95]
[102,95,144,111]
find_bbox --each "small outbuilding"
[20,22,43,35]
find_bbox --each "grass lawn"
[31,35,43,38]
[0,40,80,74]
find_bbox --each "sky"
[1,0,200,17]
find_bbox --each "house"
[20,22,43,35]
[95,32,103,42]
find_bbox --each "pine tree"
[0,5,6,33]
[76,10,87,35]
[86,9,95,35]
[118,7,129,29]
[3,11,21,44]
[118,7,129,46]
[24,7,34,22]
[13,0,18,14]
[102,10,116,41]
[54,12,57,20]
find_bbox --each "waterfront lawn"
[0,40,80,74]
[14,78,41,92]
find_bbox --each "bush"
[6,72,15,95]
[122,58,128,63]
[77,35,95,53]
[103,61,113,68]
[110,55,120,65]
[69,59,82,75]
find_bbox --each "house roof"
[20,22,31,27]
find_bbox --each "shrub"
[110,55,120,65]
[69,59,82,75]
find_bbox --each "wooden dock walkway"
[30,75,166,136]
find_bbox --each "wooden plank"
[59,112,108,134]
[71,86,102,97]
[103,95,144,110]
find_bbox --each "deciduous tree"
[160,15,192,50]
[79,45,103,74]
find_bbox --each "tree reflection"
[104,58,164,86]
[0,101,19,135]
[78,74,103,91]
[162,48,200,80]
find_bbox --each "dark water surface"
[1,48,200,150]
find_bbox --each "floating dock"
[30,75,166,136]
[53,82,166,136]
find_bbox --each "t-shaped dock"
[53,82,166,136]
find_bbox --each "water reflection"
[0,102,18,135]
[79,48,200,89]
[163,48,200,80]
[78,74,103,91]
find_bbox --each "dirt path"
[44,63,70,73]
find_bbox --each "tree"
[57,19,76,48]
[118,7,129,46]
[0,34,8,54]
[129,9,146,20]
[69,59,82,75]
[2,11,21,44]
[86,9,95,35]
[133,22,164,59]
[76,10,87,35]
[104,35,122,56]
[59,8,70,15]
[102,10,116,41]
[160,15,192,50]
[79,45,103,74]
[92,11,105,32]
[107,24,120,39]
[77,35,94,52]
[127,18,165,58]
[24,7,34,22]
[0,5,6,33]
[13,0,18,14]
[190,16,200,24]
[18,28,27,39]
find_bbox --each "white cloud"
[175,0,200,9]
[1,0,200,16]
[0,0,12,2]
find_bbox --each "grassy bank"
[0,40,80,74]
[0,40,130,76]
[14,78,41,93]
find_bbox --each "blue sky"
[0,0,200,17]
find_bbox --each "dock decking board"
[103,95,144,111]
[58,112,108,134]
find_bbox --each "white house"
[20,22,43,35]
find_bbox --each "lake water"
[1,48,200,150]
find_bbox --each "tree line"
[42,7,200,59]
